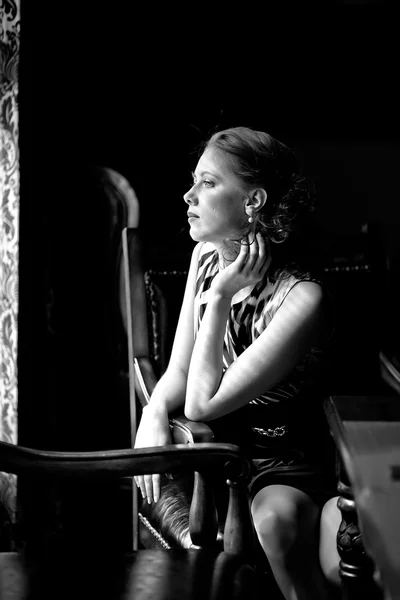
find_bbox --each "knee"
[251,485,321,562]
[253,509,299,559]
[251,490,303,561]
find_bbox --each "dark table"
[324,395,400,600]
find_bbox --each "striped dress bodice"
[193,243,331,457]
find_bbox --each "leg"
[251,484,339,600]
[319,496,341,587]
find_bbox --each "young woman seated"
[134,126,342,600]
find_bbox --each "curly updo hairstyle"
[203,126,317,277]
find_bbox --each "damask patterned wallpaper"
[0,0,20,524]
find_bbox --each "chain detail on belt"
[252,425,287,437]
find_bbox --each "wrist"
[144,401,168,420]
[209,289,233,303]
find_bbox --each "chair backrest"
[142,269,189,376]
[41,166,142,452]
[14,167,147,555]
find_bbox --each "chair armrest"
[133,357,158,406]
[0,440,250,484]
[170,415,215,444]
[379,349,400,395]
[0,440,254,558]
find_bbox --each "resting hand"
[133,404,171,504]
[212,233,269,299]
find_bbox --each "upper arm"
[197,281,326,421]
[166,242,203,377]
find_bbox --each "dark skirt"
[208,401,339,506]
[248,454,338,506]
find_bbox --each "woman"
[134,126,341,599]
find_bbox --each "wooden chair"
[9,166,219,559]
[0,439,261,600]
[121,226,221,551]
[38,165,222,553]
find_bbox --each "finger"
[248,229,256,244]
[246,233,259,269]
[257,235,269,273]
[235,238,249,270]
[144,474,154,504]
[152,474,161,503]
[135,476,147,501]
[256,233,265,262]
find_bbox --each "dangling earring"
[248,215,254,223]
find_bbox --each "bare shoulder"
[279,280,325,321]
[290,280,324,305]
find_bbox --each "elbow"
[185,384,219,421]
[184,402,207,422]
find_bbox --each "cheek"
[226,202,245,223]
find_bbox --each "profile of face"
[184,147,248,245]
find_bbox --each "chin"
[188,227,208,243]
[189,229,201,242]
[189,232,218,245]
[188,221,241,244]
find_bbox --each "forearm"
[185,292,231,420]
[147,367,188,416]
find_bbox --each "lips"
[187,212,199,218]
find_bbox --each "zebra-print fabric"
[193,243,330,451]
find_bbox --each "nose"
[184,184,197,205]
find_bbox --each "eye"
[203,179,214,188]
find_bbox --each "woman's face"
[184,147,248,245]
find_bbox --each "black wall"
[18,6,400,448]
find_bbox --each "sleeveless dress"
[194,243,337,503]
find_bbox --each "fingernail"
[154,494,159,503]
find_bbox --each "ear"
[245,188,267,217]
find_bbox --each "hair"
[202,126,318,278]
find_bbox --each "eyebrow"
[192,170,222,180]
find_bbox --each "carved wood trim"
[336,463,383,599]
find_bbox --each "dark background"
[17,6,400,449]
[19,6,400,269]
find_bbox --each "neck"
[213,237,273,273]
[213,239,241,269]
